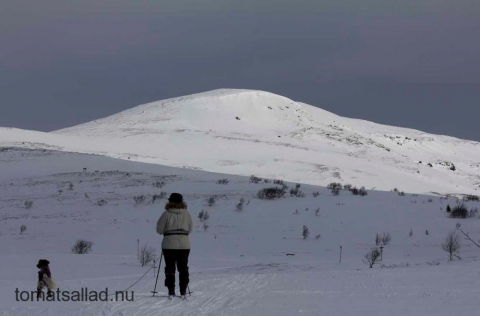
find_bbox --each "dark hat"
[168,193,183,203]
[36,259,50,268]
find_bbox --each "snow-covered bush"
[257,187,286,200]
[138,244,156,267]
[24,200,33,209]
[71,239,93,254]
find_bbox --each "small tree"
[138,243,156,267]
[446,204,452,213]
[71,239,93,254]
[441,231,462,261]
[20,224,27,235]
[365,248,381,268]
[302,225,309,239]
[375,233,392,246]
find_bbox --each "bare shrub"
[409,229,413,237]
[450,203,469,218]
[314,208,320,216]
[203,222,209,232]
[293,209,300,215]
[236,197,245,212]
[343,184,353,191]
[446,204,452,213]
[327,182,343,190]
[273,179,284,185]
[263,179,271,183]
[152,192,167,203]
[207,196,216,206]
[198,210,210,222]
[312,191,320,197]
[365,248,381,268]
[441,231,462,261]
[425,230,429,236]
[302,225,309,239]
[375,233,392,246]
[84,193,89,199]
[97,199,107,206]
[351,186,368,196]
[331,187,340,196]
[216,179,229,185]
[71,239,93,254]
[257,187,286,200]
[398,191,406,196]
[249,175,262,183]
[428,198,433,203]
[134,195,147,206]
[68,183,74,191]
[138,243,156,267]
[20,224,27,235]
[315,234,321,240]
[152,181,165,188]
[24,200,33,209]
[463,195,479,202]
[290,184,306,197]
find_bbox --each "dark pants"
[163,249,190,295]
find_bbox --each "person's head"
[166,193,187,210]
[36,259,50,269]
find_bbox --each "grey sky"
[1,1,479,141]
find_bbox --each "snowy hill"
[1,89,480,195]
[0,148,479,316]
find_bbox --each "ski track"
[91,273,275,316]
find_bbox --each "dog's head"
[36,259,50,268]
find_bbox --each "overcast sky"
[1,1,479,141]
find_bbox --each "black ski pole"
[151,252,163,297]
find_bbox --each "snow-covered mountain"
[1,89,480,194]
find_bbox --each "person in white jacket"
[156,193,193,297]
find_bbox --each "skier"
[156,193,193,300]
